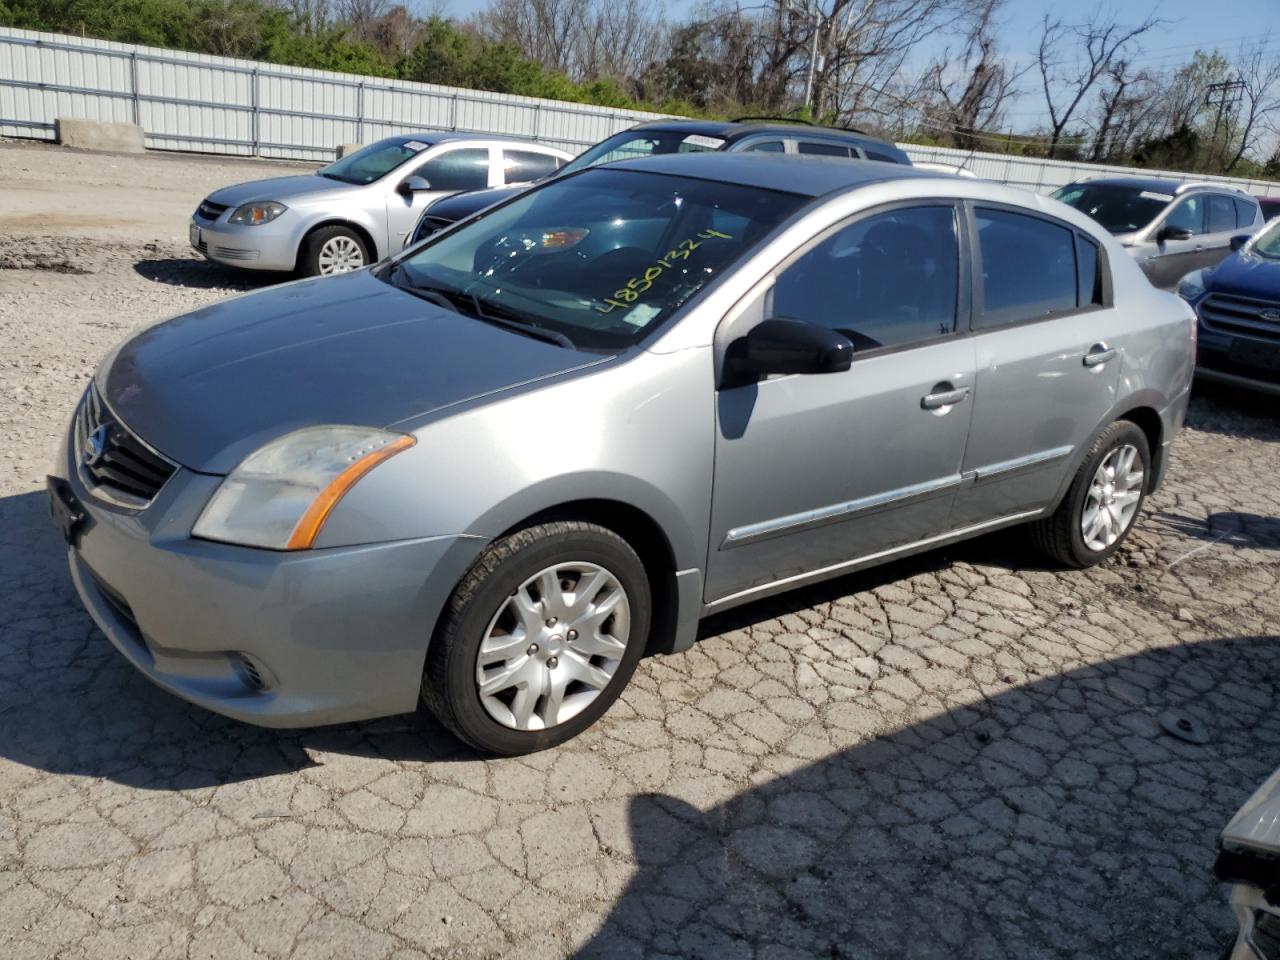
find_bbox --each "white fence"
[2,25,1279,195]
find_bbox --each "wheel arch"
[296,218,381,270]
[1046,392,1168,513]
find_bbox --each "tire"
[1030,420,1151,569]
[299,225,369,277]
[422,521,651,755]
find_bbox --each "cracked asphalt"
[2,142,1279,960]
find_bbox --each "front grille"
[74,386,177,507]
[1200,292,1280,343]
[195,199,230,222]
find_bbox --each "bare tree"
[482,0,591,77]
[1088,58,1155,162]
[920,0,1023,149]
[1222,38,1280,172]
[1036,8,1161,158]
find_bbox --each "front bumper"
[189,216,300,272]
[55,429,484,728]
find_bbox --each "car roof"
[626,117,899,149]
[1073,174,1252,197]
[608,152,938,197]
[379,131,565,151]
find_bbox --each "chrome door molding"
[721,474,963,549]
[706,508,1044,611]
[966,444,1074,483]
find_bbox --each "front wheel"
[422,521,651,755]
[1031,420,1151,568]
[299,225,368,277]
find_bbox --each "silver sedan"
[189,133,570,276]
[57,154,1193,754]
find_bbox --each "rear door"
[706,202,976,603]
[951,205,1122,526]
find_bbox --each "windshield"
[1251,218,1280,259]
[382,168,805,350]
[1051,183,1171,234]
[558,130,726,177]
[318,137,432,185]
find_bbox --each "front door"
[952,205,1123,526]
[706,202,976,604]
[386,145,495,254]
[1144,194,1206,289]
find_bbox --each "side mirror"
[727,318,853,381]
[397,175,432,197]
[1230,233,1251,252]
[1158,224,1194,243]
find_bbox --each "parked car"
[1176,216,1280,395]
[1217,764,1280,959]
[406,117,913,245]
[189,132,571,276]
[1051,176,1263,289]
[52,154,1193,755]
[1260,197,1280,221]
[911,160,979,178]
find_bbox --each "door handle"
[1083,343,1117,367]
[921,386,970,410]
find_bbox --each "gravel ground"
[1,142,1279,960]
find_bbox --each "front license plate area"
[47,475,85,546]
[1228,338,1280,373]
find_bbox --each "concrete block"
[55,117,145,153]
[336,143,366,158]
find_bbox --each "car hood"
[428,186,522,223]
[206,174,355,207]
[1206,250,1280,300]
[101,270,607,474]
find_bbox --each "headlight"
[228,201,287,225]
[1176,269,1207,302]
[192,426,415,549]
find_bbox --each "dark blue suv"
[1177,218,1280,395]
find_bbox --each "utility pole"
[1205,78,1244,167]
[804,5,821,114]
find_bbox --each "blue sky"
[428,0,1280,134]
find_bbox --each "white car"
[1218,765,1280,958]
[189,133,572,276]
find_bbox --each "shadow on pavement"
[574,634,1280,959]
[1185,380,1280,438]
[1149,510,1280,550]
[132,256,289,290]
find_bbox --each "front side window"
[1164,196,1205,235]
[1251,218,1280,259]
[557,130,724,177]
[1261,199,1280,221]
[741,140,786,153]
[1051,183,1171,235]
[417,148,491,192]
[318,136,433,185]
[770,205,960,352]
[384,168,805,350]
[504,150,561,185]
[976,208,1077,327]
[1208,195,1237,234]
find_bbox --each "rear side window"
[503,150,560,184]
[1262,200,1280,221]
[975,208,1077,327]
[1208,195,1237,233]
[1235,197,1260,227]
[797,141,854,158]
[417,148,490,191]
[1164,196,1205,235]
[770,205,959,352]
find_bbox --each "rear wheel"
[422,521,650,755]
[1031,420,1150,568]
[300,225,369,277]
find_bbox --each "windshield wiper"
[385,265,576,349]
[466,296,577,350]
